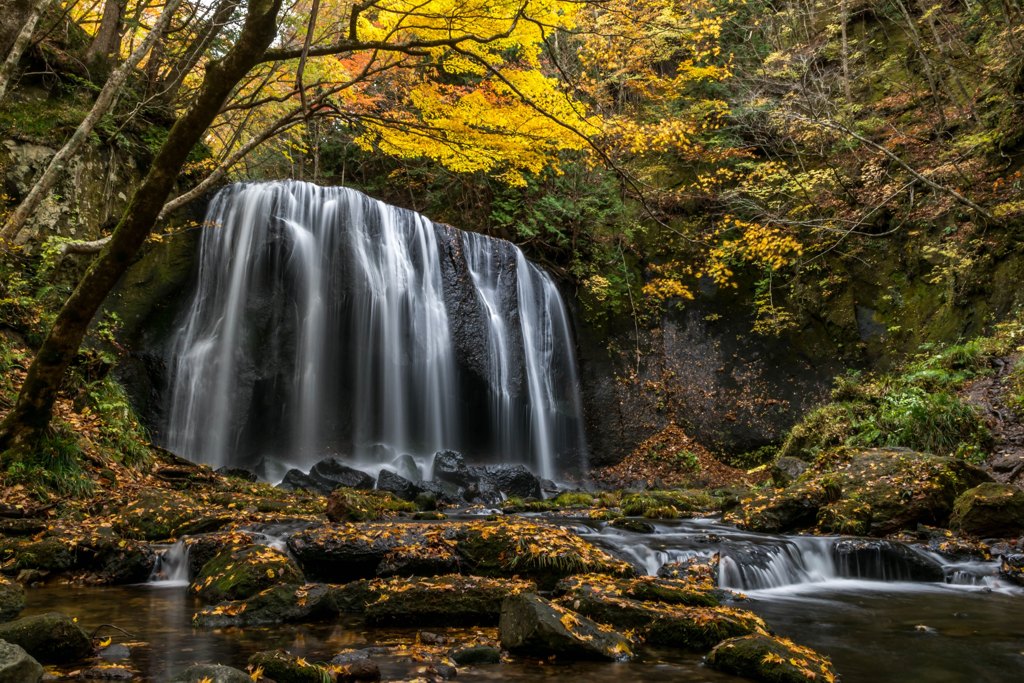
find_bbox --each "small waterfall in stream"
[149,539,190,587]
[162,181,585,479]
[578,519,1014,592]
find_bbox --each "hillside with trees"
[0,2,1023,682]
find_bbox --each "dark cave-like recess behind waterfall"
[160,180,586,479]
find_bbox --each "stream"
[22,516,1024,682]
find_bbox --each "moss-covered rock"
[325,488,415,522]
[182,531,257,581]
[608,517,656,533]
[770,456,810,487]
[0,579,25,622]
[114,490,230,541]
[451,645,501,665]
[950,483,1024,537]
[620,490,719,517]
[0,612,92,663]
[365,575,534,626]
[77,534,156,584]
[5,537,76,574]
[192,583,341,628]
[706,633,838,683]
[644,604,765,649]
[169,663,251,683]
[656,554,720,587]
[287,523,457,583]
[189,544,303,604]
[556,577,761,650]
[555,574,722,607]
[999,554,1024,586]
[455,518,635,589]
[499,593,632,661]
[248,650,332,683]
[730,448,992,536]
[0,639,43,683]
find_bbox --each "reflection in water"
[23,583,734,682]
[23,585,366,680]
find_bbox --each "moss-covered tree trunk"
[0,0,283,455]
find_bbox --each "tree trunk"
[158,0,240,103]
[86,0,127,77]
[0,0,284,454]
[0,0,51,103]
[840,0,851,102]
[0,0,182,246]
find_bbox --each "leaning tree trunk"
[0,0,51,103]
[85,0,127,78]
[0,0,284,454]
[0,0,182,246]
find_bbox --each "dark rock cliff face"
[575,284,845,468]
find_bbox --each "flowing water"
[162,181,585,480]
[23,518,1024,682]
[577,517,1024,682]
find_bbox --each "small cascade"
[149,539,191,587]
[162,181,586,477]
[578,519,1017,592]
[718,539,837,590]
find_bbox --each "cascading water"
[162,180,585,478]
[576,518,1017,592]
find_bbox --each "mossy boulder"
[77,534,156,584]
[707,633,838,683]
[656,554,720,587]
[451,645,501,665]
[6,537,75,574]
[364,575,534,626]
[950,483,1024,538]
[287,523,456,582]
[999,554,1024,586]
[169,663,251,682]
[643,605,765,649]
[0,612,92,663]
[182,531,257,581]
[325,488,416,522]
[0,640,43,683]
[192,583,341,628]
[499,593,632,661]
[248,650,332,683]
[609,518,656,533]
[288,519,633,588]
[620,490,719,517]
[730,448,992,536]
[190,544,303,604]
[557,578,761,650]
[455,518,635,589]
[770,456,810,487]
[0,579,25,622]
[114,490,230,540]
[555,574,722,607]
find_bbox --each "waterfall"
[149,539,190,587]
[162,180,586,477]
